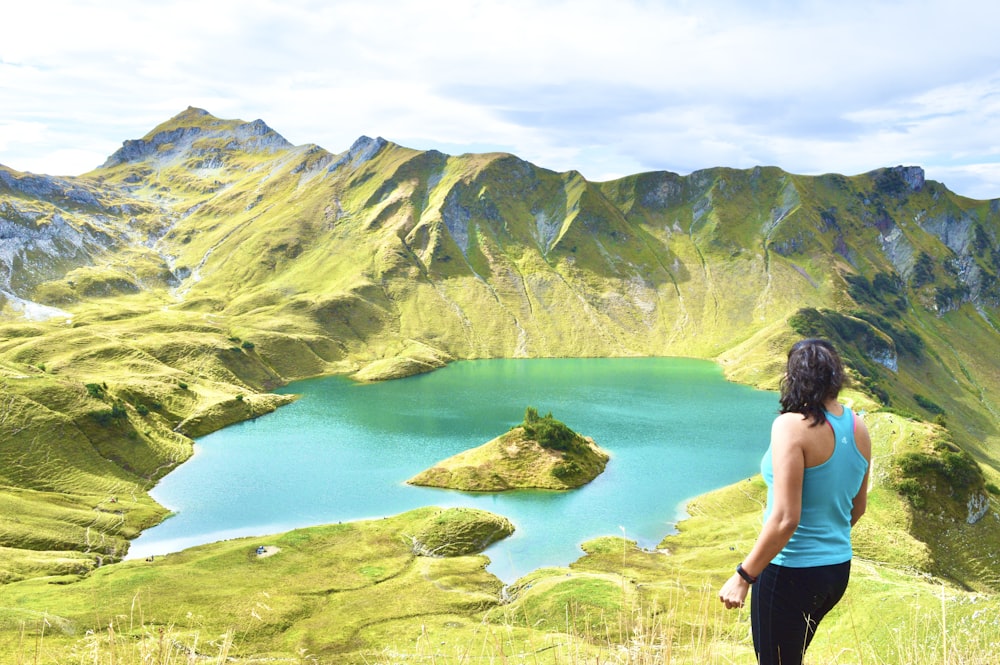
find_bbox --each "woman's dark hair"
[779,338,845,426]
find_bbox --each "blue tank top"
[761,407,868,567]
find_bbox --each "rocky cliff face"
[968,491,991,524]
[0,167,127,305]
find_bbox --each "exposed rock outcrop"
[967,491,990,524]
[328,135,388,173]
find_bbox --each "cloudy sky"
[2,0,1000,198]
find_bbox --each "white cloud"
[2,0,1000,198]
[0,120,47,152]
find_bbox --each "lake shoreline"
[128,358,777,582]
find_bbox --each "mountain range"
[0,107,998,590]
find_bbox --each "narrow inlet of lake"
[128,358,777,582]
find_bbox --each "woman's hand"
[718,572,750,609]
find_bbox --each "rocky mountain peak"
[328,135,388,173]
[100,108,293,169]
[896,165,926,190]
[868,165,927,196]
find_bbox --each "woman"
[719,338,871,665]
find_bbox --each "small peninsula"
[408,408,610,491]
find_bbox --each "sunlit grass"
[8,577,997,665]
[3,493,997,665]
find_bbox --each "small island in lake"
[408,407,610,491]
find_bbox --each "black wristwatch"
[736,563,758,584]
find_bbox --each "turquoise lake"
[128,358,777,582]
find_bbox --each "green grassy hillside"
[0,507,513,663]
[0,108,999,661]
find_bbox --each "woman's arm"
[719,414,805,609]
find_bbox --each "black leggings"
[750,560,851,665]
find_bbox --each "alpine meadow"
[1,107,999,663]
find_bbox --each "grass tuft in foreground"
[12,580,998,665]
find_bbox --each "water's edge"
[126,358,770,579]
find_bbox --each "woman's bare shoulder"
[772,411,812,429]
[771,412,816,446]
